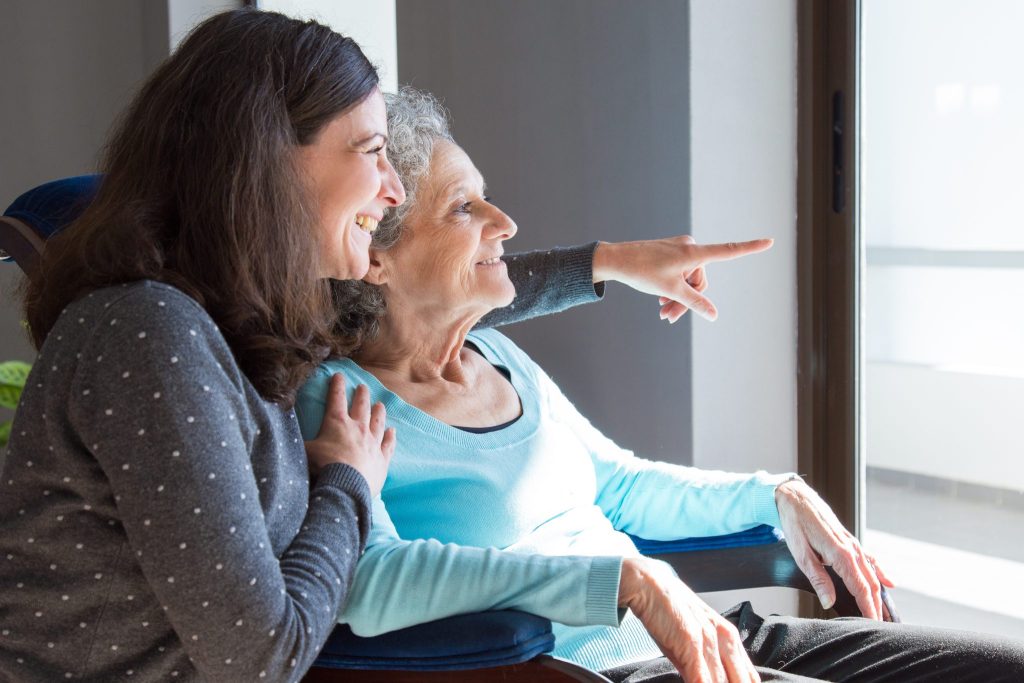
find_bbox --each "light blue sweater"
[296,329,792,672]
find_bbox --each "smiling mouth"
[476,257,503,266]
[354,215,379,234]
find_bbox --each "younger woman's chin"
[339,229,372,279]
[322,254,370,281]
[346,258,371,281]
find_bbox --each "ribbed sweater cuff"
[751,471,800,529]
[585,556,623,626]
[314,463,373,517]
[562,241,605,304]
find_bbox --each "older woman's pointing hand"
[591,235,774,323]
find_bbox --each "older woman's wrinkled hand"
[619,557,760,683]
[774,478,895,620]
[591,235,773,323]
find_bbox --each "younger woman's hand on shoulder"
[304,374,395,496]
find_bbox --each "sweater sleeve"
[338,497,623,636]
[67,288,372,682]
[476,243,605,329]
[532,359,794,538]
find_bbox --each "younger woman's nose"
[380,156,406,206]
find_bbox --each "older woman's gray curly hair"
[328,86,454,354]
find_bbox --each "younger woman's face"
[298,88,406,280]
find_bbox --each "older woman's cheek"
[432,251,468,291]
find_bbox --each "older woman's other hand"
[591,236,773,323]
[775,479,896,621]
[619,558,760,683]
[304,374,395,496]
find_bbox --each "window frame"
[796,0,860,614]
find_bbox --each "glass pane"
[861,0,1024,638]
[865,265,1024,373]
[861,0,1024,251]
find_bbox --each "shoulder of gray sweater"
[52,279,252,399]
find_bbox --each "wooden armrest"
[0,215,44,277]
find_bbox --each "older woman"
[295,89,1024,683]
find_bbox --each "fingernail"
[819,593,834,610]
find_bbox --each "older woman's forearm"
[339,539,623,636]
[476,243,605,328]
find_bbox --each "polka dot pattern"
[0,281,373,681]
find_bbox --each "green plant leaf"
[0,361,32,389]
[0,420,11,447]
[0,385,21,409]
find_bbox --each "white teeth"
[478,257,501,265]
[354,216,379,233]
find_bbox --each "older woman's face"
[378,140,517,316]
[299,88,406,280]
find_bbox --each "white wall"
[258,0,398,92]
[689,0,798,614]
[170,0,240,49]
[690,0,797,477]
[0,1,171,365]
[0,0,238,453]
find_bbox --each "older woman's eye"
[455,202,472,214]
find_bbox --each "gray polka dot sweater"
[0,244,602,682]
[0,282,372,682]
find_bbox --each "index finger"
[694,238,774,264]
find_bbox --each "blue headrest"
[3,174,102,241]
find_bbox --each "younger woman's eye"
[366,145,385,155]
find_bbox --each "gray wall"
[0,0,238,453]
[0,1,171,440]
[396,0,693,464]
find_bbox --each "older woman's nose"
[488,206,517,240]
[379,155,406,206]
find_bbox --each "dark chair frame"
[0,214,45,276]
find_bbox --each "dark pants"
[601,602,1024,683]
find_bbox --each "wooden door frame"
[796,0,860,573]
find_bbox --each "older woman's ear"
[362,250,389,285]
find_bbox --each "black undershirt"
[453,341,521,434]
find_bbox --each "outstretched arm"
[476,242,604,329]
[477,236,774,329]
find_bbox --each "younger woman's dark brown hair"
[23,8,378,405]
